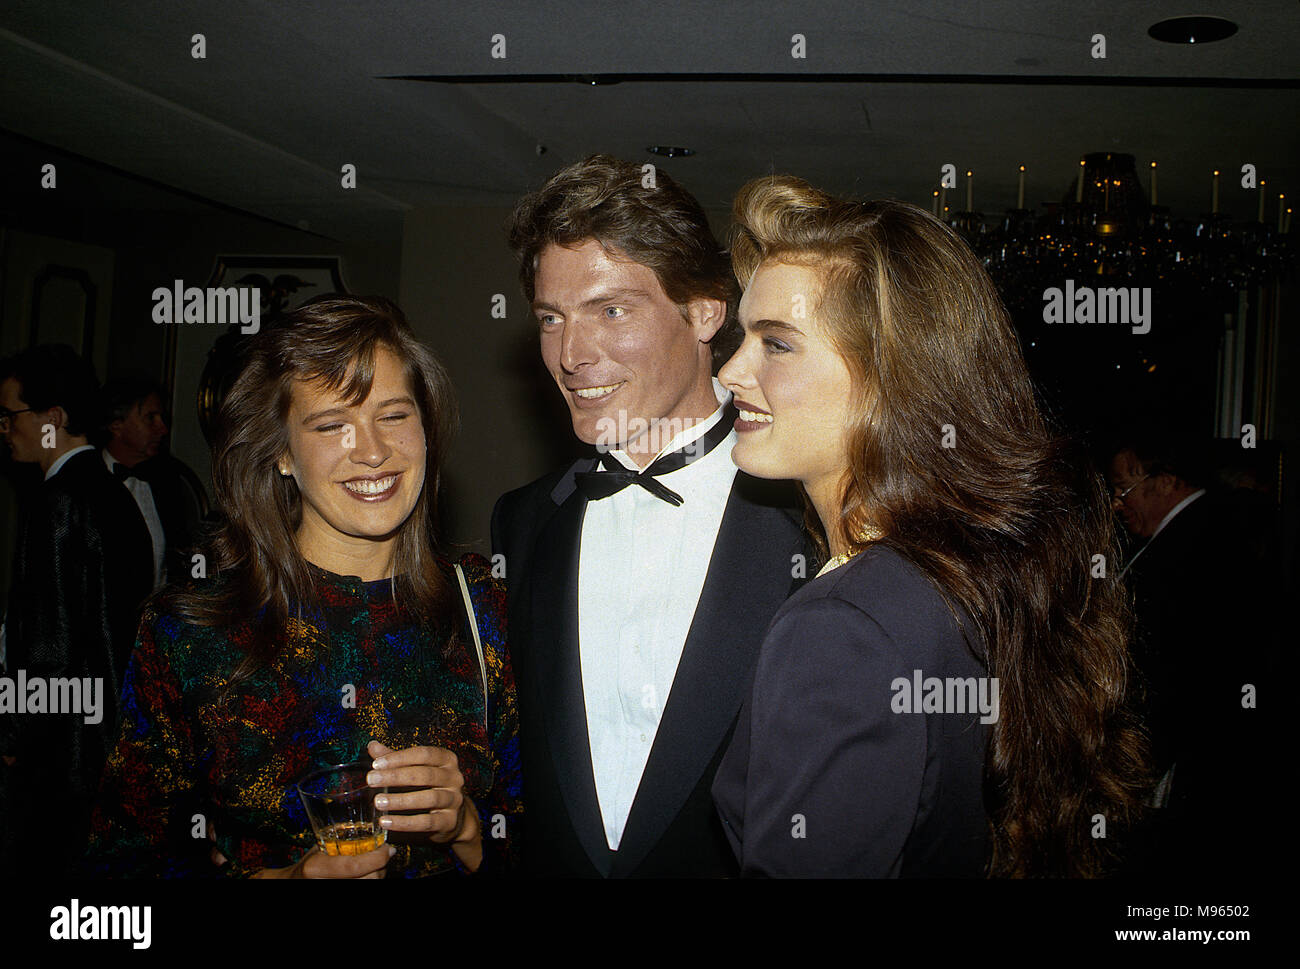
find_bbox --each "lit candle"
[932,189,939,217]
[1258,179,1266,222]
[1150,161,1157,206]
[939,185,947,219]
[1076,160,1085,203]
[1211,170,1220,214]
[1280,193,1287,232]
[1287,208,1293,233]
[1017,165,1026,209]
[966,170,973,211]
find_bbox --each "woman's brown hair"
[730,177,1150,877]
[158,295,460,689]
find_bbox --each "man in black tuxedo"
[100,377,205,589]
[1109,432,1269,874]
[492,155,807,877]
[0,345,153,875]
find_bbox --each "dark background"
[2,0,1296,601]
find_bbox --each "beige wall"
[399,206,580,555]
[162,212,403,495]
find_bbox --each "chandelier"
[934,152,1294,317]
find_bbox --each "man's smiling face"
[533,238,721,458]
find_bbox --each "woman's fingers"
[375,786,459,813]
[380,799,466,837]
[368,744,458,773]
[366,743,459,789]
[297,843,394,879]
[367,763,461,791]
[365,743,470,842]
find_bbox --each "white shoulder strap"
[454,562,489,732]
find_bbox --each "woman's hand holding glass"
[254,738,478,879]
[253,842,394,879]
[366,740,481,867]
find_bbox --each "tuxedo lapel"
[610,474,801,875]
[527,476,614,875]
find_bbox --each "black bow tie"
[574,405,735,506]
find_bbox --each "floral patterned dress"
[86,554,519,877]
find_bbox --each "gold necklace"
[816,523,885,577]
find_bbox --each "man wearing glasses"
[1107,432,1267,876]
[0,344,153,876]
[1108,443,1206,573]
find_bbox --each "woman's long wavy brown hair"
[158,295,461,690]
[730,177,1150,877]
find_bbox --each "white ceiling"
[2,1,1297,234]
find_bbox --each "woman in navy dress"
[712,179,1149,877]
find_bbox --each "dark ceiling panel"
[1,1,1295,221]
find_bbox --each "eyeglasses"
[1112,474,1149,502]
[0,407,36,431]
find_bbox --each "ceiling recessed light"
[647,146,695,158]
[1148,16,1238,44]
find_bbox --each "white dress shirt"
[103,449,167,589]
[578,378,738,850]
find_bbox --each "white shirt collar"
[1150,488,1206,541]
[44,444,95,481]
[1119,488,1206,577]
[606,378,732,471]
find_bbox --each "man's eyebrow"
[532,288,653,314]
[581,288,651,308]
[301,396,414,424]
[742,318,805,336]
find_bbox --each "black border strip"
[381,72,1300,88]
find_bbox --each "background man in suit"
[100,377,205,589]
[0,345,153,875]
[1109,430,1270,874]
[492,155,807,877]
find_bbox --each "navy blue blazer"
[713,544,991,877]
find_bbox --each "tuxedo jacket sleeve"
[491,466,574,640]
[490,464,583,875]
[713,545,990,878]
